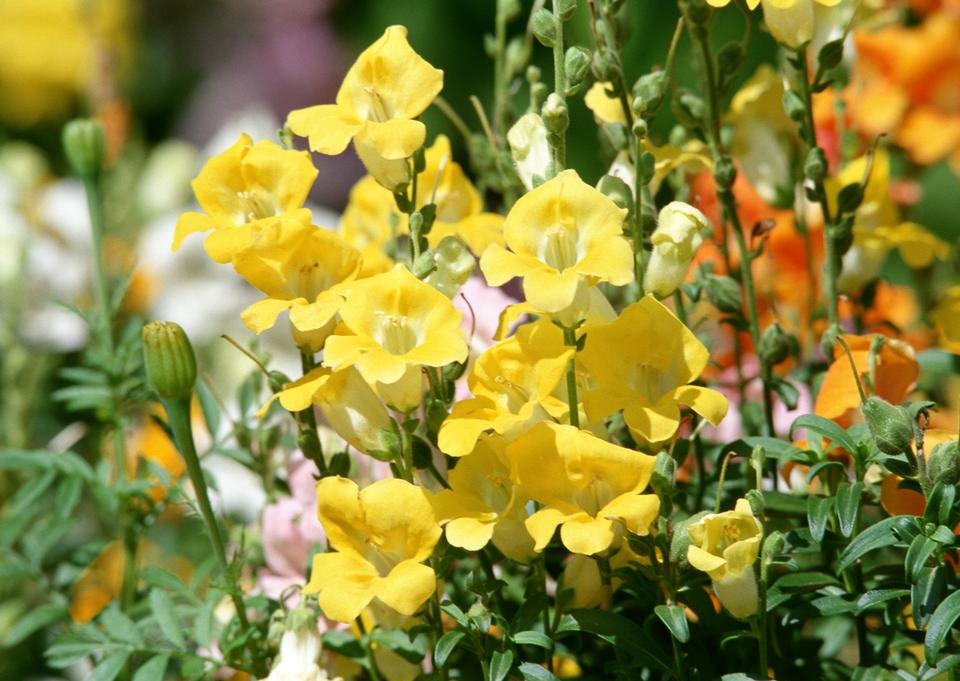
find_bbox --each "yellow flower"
[438,318,573,456]
[479,169,633,322]
[642,202,709,298]
[687,499,762,619]
[507,113,551,190]
[338,175,396,277]
[287,25,443,190]
[233,218,363,351]
[584,82,626,125]
[430,435,535,562]
[932,286,960,353]
[305,477,441,622]
[508,422,660,556]
[324,264,468,391]
[172,133,318,263]
[828,150,950,292]
[263,366,394,457]
[579,295,729,445]
[706,0,839,8]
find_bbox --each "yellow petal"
[376,559,437,616]
[623,399,682,444]
[671,385,729,426]
[276,366,331,412]
[559,514,616,555]
[356,119,426,161]
[241,140,318,213]
[525,507,575,552]
[240,297,298,334]
[287,104,363,155]
[444,516,497,551]
[203,224,255,264]
[600,493,661,536]
[172,212,214,251]
[479,243,528,287]
[69,541,125,624]
[687,544,727,577]
[306,551,379,623]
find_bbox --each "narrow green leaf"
[6,470,57,515]
[512,630,554,649]
[131,654,169,681]
[654,604,690,643]
[196,378,221,441]
[140,567,184,592]
[790,414,859,454]
[805,460,847,484]
[434,630,466,668]
[1,603,67,646]
[913,566,947,629]
[837,516,917,572]
[88,651,130,681]
[856,589,910,614]
[807,496,834,543]
[565,609,673,674]
[925,588,960,664]
[835,482,863,538]
[193,598,216,648]
[773,571,841,592]
[519,662,560,681]
[488,649,514,681]
[100,605,144,646]
[54,476,85,519]
[149,588,184,649]
[925,483,956,528]
[906,536,940,584]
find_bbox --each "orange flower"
[880,430,958,517]
[814,334,919,427]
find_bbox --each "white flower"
[643,202,709,298]
[265,627,340,681]
[507,113,550,190]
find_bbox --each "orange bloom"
[814,334,919,427]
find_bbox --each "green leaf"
[837,516,917,572]
[1,603,66,646]
[370,628,425,664]
[773,571,841,592]
[132,654,169,681]
[149,588,184,649]
[6,470,57,516]
[488,649,514,681]
[835,482,863,538]
[654,604,690,643]
[856,589,910,615]
[913,566,947,629]
[193,598,216,648]
[196,378,221,441]
[441,602,468,628]
[88,651,131,681]
[925,483,956,528]
[434,630,466,668]
[512,630,554,649]
[100,605,144,646]
[564,609,673,674]
[924,588,960,664]
[790,414,858,455]
[906,536,941,584]
[811,594,857,616]
[807,496,834,543]
[519,662,560,681]
[805,460,848,484]
[54,476,85,519]
[140,567,184,592]
[322,630,364,659]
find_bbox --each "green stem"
[550,0,566,171]
[297,351,327,476]
[538,555,556,671]
[429,557,450,681]
[162,396,251,632]
[82,176,113,343]
[356,616,383,681]
[562,327,579,428]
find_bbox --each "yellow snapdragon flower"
[932,286,960,353]
[339,175,396,277]
[579,295,728,445]
[509,422,660,556]
[480,169,633,323]
[324,265,468,405]
[643,202,710,299]
[687,499,763,619]
[262,366,394,458]
[706,0,838,8]
[233,219,362,351]
[305,477,441,622]
[430,435,535,562]
[287,25,443,190]
[708,0,841,49]
[584,82,627,125]
[438,318,573,457]
[827,150,950,292]
[172,134,317,263]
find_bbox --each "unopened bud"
[928,441,960,485]
[426,236,475,297]
[633,71,667,115]
[704,274,742,314]
[783,90,806,124]
[758,322,792,366]
[62,118,106,178]
[651,451,677,499]
[564,46,592,94]
[412,250,437,280]
[632,118,648,140]
[532,8,556,47]
[638,151,656,185]
[555,0,577,22]
[717,42,745,77]
[596,174,633,212]
[142,321,197,401]
[542,93,569,135]
[862,397,914,457]
[714,156,738,192]
[805,147,827,183]
[591,47,620,82]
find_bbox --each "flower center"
[363,86,391,123]
[235,190,279,223]
[715,522,743,554]
[374,313,419,355]
[627,363,671,404]
[572,476,615,516]
[494,374,531,411]
[292,259,330,300]
[540,224,580,271]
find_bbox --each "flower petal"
[287,104,363,155]
[376,559,437,616]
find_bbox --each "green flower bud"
[426,236,475,297]
[532,8,556,47]
[564,46,592,94]
[704,274,742,314]
[596,174,634,212]
[837,182,865,215]
[499,0,522,21]
[717,42,745,77]
[669,511,709,566]
[602,122,630,152]
[927,441,960,485]
[591,47,620,82]
[408,210,424,236]
[633,71,667,115]
[677,91,705,124]
[555,0,577,22]
[714,156,738,192]
[668,125,689,148]
[142,321,198,401]
[782,90,806,124]
[542,93,569,135]
[651,451,677,499]
[412,250,437,280]
[62,118,106,179]
[526,65,542,84]
[684,0,711,27]
[758,322,792,366]
[804,147,827,183]
[820,324,841,358]
[632,118,648,140]
[862,397,914,457]
[505,37,531,77]
[638,151,656,185]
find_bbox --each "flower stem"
[297,350,327,476]
[82,176,113,343]
[161,396,251,633]
[562,327,579,428]
[550,0,566,171]
[356,616,383,681]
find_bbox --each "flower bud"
[651,451,677,500]
[717,42,745,77]
[507,113,551,190]
[426,236,476,298]
[862,397,914,457]
[820,324,841,358]
[526,65,541,84]
[542,93,569,136]
[142,321,198,401]
[603,122,630,152]
[804,146,827,183]
[556,0,577,20]
[928,441,960,485]
[684,0,711,27]
[783,90,807,124]
[596,174,634,212]
[714,156,738,193]
[677,92,705,125]
[591,47,620,82]
[412,250,437,280]
[632,118,648,140]
[643,202,709,298]
[668,125,688,148]
[532,8,556,47]
[564,46,592,94]
[758,322,792,366]
[704,274,742,314]
[633,71,667,115]
[62,118,106,179]
[638,151,656,185]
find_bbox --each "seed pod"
[862,397,914,457]
[928,441,960,485]
[704,274,742,315]
[758,322,792,367]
